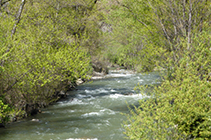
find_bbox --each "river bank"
[1,61,159,128]
[0,60,116,127]
[0,71,161,140]
[0,80,78,128]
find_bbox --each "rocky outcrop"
[57,90,67,98]
[76,79,84,86]
[92,60,109,75]
[91,60,109,80]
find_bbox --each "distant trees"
[103,0,210,72]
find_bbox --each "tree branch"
[11,0,26,38]
[182,0,187,35]
[0,0,11,7]
[187,0,192,50]
[147,0,171,45]
[3,71,29,94]
[116,0,153,35]
[0,0,2,12]
[168,0,178,36]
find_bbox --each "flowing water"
[0,70,160,140]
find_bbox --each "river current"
[0,70,160,140]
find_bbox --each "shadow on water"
[111,102,140,112]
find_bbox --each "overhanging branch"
[0,0,11,7]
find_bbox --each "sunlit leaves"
[124,31,211,139]
[0,0,96,123]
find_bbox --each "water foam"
[99,108,116,115]
[110,89,116,92]
[81,108,116,117]
[76,94,93,99]
[108,93,144,100]
[66,138,98,140]
[109,94,124,99]
[57,98,88,106]
[81,112,101,117]
[84,89,94,94]
[105,73,132,78]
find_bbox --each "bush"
[0,0,94,122]
[0,99,12,124]
[124,32,211,139]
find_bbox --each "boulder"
[92,61,108,75]
[58,90,67,98]
[31,119,39,122]
[76,79,84,85]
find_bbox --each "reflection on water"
[0,71,160,140]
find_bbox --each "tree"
[103,0,210,72]
[0,0,103,123]
[124,31,211,139]
[116,0,211,139]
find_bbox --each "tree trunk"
[187,0,192,50]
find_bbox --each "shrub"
[124,32,211,139]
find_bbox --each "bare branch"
[0,0,11,7]
[147,0,171,45]
[0,0,2,12]
[182,0,187,34]
[172,0,186,37]
[11,0,26,38]
[89,0,98,10]
[168,0,178,36]
[187,0,192,50]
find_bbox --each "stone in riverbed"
[58,90,67,98]
[76,79,84,85]
[31,119,40,122]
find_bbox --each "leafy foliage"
[0,99,12,124]
[115,0,211,139]
[0,0,102,123]
[125,32,211,139]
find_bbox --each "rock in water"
[31,119,39,122]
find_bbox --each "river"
[0,70,160,140]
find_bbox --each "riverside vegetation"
[0,0,211,139]
[0,0,101,125]
[108,0,211,139]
